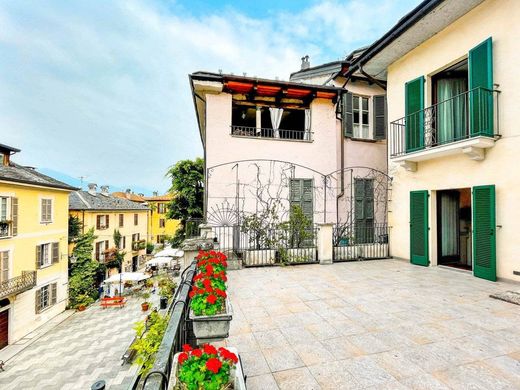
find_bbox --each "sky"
[0,0,420,194]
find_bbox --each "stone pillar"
[199,224,214,239]
[181,238,214,269]
[316,223,334,265]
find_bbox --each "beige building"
[0,143,76,349]
[69,184,149,274]
[347,0,519,282]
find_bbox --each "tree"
[165,158,204,245]
[68,215,83,243]
[69,228,99,308]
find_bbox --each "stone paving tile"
[239,350,271,377]
[224,260,520,390]
[434,360,518,389]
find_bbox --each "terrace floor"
[223,259,520,389]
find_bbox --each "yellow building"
[143,193,180,244]
[0,143,76,349]
[69,184,149,274]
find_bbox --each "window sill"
[37,264,55,271]
[346,137,380,143]
[40,221,53,225]
[0,235,12,240]
[230,135,313,143]
[37,303,56,314]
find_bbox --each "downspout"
[335,74,351,224]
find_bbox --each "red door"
[0,310,8,349]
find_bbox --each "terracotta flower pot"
[77,305,86,312]
[141,302,150,311]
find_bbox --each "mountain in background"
[38,167,158,196]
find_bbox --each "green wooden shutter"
[410,190,429,266]
[472,185,496,281]
[354,179,374,243]
[405,76,425,152]
[373,95,386,140]
[11,197,18,236]
[343,91,353,138]
[301,179,313,224]
[469,38,493,136]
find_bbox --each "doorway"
[132,256,138,272]
[0,298,10,349]
[436,188,472,270]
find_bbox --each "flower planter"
[244,249,276,266]
[286,248,316,263]
[77,305,86,312]
[141,302,150,311]
[190,298,233,343]
[172,347,246,390]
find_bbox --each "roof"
[69,191,150,211]
[0,162,78,191]
[0,143,21,154]
[290,60,345,81]
[112,191,146,202]
[347,0,485,79]
[143,194,172,202]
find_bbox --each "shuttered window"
[119,214,124,227]
[409,190,429,266]
[0,251,9,283]
[290,179,313,223]
[35,283,57,314]
[52,242,59,264]
[405,76,425,152]
[373,95,386,140]
[354,178,374,243]
[11,197,18,236]
[342,91,354,138]
[134,214,139,226]
[96,215,109,230]
[0,197,8,221]
[40,199,53,223]
[469,37,493,136]
[159,219,165,228]
[36,243,53,268]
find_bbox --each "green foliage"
[165,158,204,243]
[158,276,177,299]
[279,205,313,248]
[68,215,83,243]
[131,312,169,375]
[75,293,94,308]
[240,199,284,249]
[146,241,154,254]
[69,228,99,308]
[178,351,233,390]
[140,291,151,303]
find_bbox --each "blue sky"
[0,0,420,194]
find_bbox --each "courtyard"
[224,260,520,389]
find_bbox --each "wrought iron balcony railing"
[390,87,500,158]
[0,222,12,238]
[0,271,37,299]
[231,125,313,142]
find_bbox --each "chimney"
[87,183,97,195]
[301,55,310,70]
[153,191,158,197]
[125,188,132,199]
[138,193,144,197]
[100,185,110,196]
[2,153,9,167]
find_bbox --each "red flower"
[182,344,192,352]
[206,264,214,275]
[206,358,222,374]
[205,286,213,294]
[215,289,226,298]
[206,294,217,305]
[203,343,218,355]
[178,352,188,365]
[192,348,202,358]
[189,290,196,299]
[203,278,212,289]
[209,250,217,257]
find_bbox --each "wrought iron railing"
[0,271,37,299]
[333,223,389,261]
[210,224,319,266]
[127,261,196,390]
[0,222,11,238]
[390,87,500,158]
[231,125,313,142]
[185,218,203,239]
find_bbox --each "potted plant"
[76,293,94,311]
[172,344,246,390]
[141,291,151,311]
[189,251,232,342]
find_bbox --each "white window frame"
[0,197,11,222]
[39,243,52,267]
[98,215,108,230]
[0,250,9,283]
[352,95,373,140]
[40,198,53,224]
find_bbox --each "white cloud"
[0,0,418,193]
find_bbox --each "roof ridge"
[75,191,91,209]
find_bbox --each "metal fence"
[231,125,313,142]
[128,261,197,390]
[185,219,203,239]
[333,223,389,262]
[210,225,318,266]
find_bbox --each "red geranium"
[178,352,188,365]
[206,294,217,304]
[203,343,217,355]
[192,348,202,358]
[205,357,222,374]
[182,344,192,352]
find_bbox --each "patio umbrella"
[104,272,150,284]
[154,248,184,258]
[146,256,173,267]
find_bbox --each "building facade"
[143,193,180,244]
[0,144,76,349]
[349,0,519,282]
[69,185,149,274]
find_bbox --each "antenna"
[78,175,88,190]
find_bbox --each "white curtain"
[269,108,283,138]
[304,109,311,140]
[441,192,458,257]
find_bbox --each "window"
[289,179,314,223]
[41,198,53,223]
[35,282,57,313]
[134,214,138,226]
[354,178,374,244]
[0,197,8,221]
[96,215,109,230]
[132,233,140,242]
[0,251,8,283]
[120,236,126,249]
[157,235,165,244]
[119,214,124,227]
[353,96,370,139]
[36,242,59,268]
[159,218,165,228]
[157,203,166,214]
[95,240,109,261]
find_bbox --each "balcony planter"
[285,248,316,263]
[172,346,245,390]
[190,298,233,342]
[244,249,276,266]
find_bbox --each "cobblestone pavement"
[224,260,520,389]
[0,295,158,390]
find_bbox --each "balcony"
[0,221,12,238]
[132,239,146,252]
[230,125,313,142]
[0,271,37,299]
[389,87,500,171]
